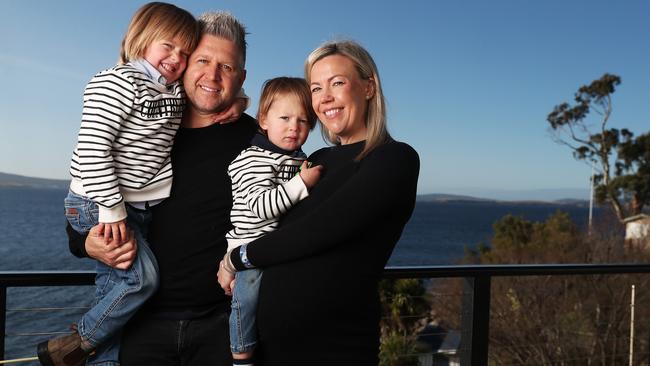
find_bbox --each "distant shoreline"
[0,171,590,205]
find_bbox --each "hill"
[417,193,589,206]
[0,172,69,189]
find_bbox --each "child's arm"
[76,69,136,226]
[230,152,309,221]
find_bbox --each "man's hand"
[211,97,247,124]
[86,225,137,270]
[299,161,323,189]
[217,260,236,296]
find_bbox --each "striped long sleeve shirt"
[226,134,309,251]
[69,63,184,223]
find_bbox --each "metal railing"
[3,264,650,365]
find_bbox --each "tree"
[434,212,650,364]
[547,73,650,222]
[378,279,429,366]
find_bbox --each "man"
[65,11,256,366]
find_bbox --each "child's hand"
[299,161,323,189]
[211,97,246,124]
[101,219,129,245]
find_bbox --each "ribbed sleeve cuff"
[99,202,127,223]
[284,174,309,202]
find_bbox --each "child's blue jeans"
[229,268,262,354]
[64,190,159,366]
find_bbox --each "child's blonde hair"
[119,2,199,65]
[257,77,318,131]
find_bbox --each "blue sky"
[1,0,648,199]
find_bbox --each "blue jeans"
[229,268,262,353]
[64,190,159,366]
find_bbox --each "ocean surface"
[0,187,595,362]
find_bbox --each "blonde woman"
[219,40,420,366]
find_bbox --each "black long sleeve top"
[230,139,420,365]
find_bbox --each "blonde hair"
[305,39,390,160]
[119,2,199,64]
[257,77,317,132]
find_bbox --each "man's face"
[183,34,246,115]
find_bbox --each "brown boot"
[37,332,92,366]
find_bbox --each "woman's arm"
[230,142,420,270]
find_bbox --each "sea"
[0,187,595,362]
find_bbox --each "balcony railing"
[2,264,650,365]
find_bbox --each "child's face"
[143,37,190,84]
[260,93,311,151]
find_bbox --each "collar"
[251,133,305,157]
[130,59,168,85]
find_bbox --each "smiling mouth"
[200,85,221,93]
[324,108,342,118]
[160,63,177,74]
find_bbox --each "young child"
[39,3,202,366]
[226,77,322,366]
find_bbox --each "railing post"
[1,285,6,361]
[459,275,491,365]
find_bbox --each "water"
[0,187,593,362]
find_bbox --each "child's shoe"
[36,331,92,366]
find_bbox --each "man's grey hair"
[198,11,248,67]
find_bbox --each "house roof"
[623,214,650,223]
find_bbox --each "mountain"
[417,193,590,206]
[0,172,69,189]
[417,193,493,203]
[0,172,591,205]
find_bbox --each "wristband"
[240,244,254,269]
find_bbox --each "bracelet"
[239,244,254,269]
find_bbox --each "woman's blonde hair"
[119,2,199,65]
[305,39,391,160]
[257,77,318,132]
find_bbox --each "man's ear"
[238,68,247,88]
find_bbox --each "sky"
[1,0,648,200]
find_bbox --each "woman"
[219,40,420,365]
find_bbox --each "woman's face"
[309,55,374,145]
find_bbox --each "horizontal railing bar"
[0,271,95,287]
[3,264,650,286]
[383,263,650,278]
[8,306,89,312]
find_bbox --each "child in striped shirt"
[40,3,247,366]
[226,77,322,366]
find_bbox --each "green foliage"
[379,279,428,334]
[379,332,419,366]
[378,279,429,365]
[438,212,650,364]
[469,211,581,264]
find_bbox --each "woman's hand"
[218,260,236,296]
[85,225,137,270]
